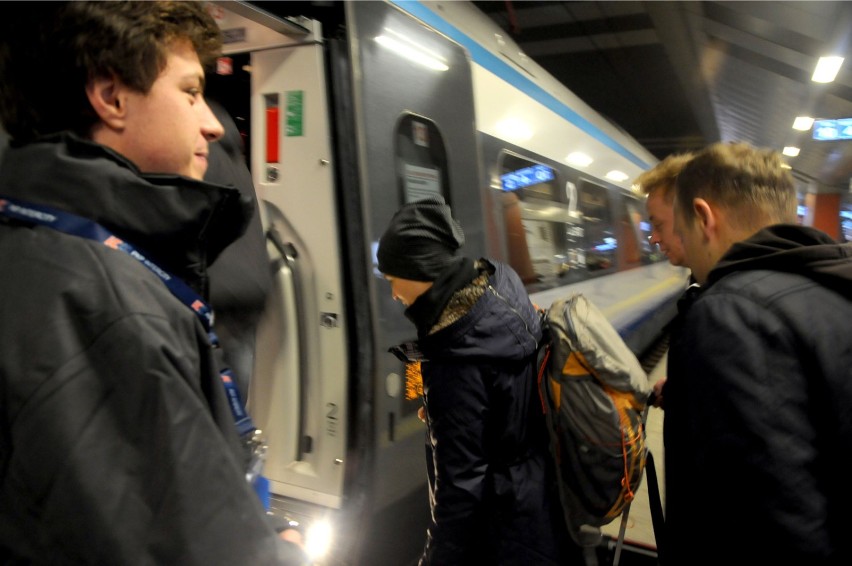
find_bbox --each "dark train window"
[577,180,616,273]
[626,195,665,264]
[500,163,555,190]
[617,196,659,268]
[497,151,586,290]
[395,114,450,204]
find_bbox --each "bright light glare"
[305,520,333,560]
[495,118,533,142]
[782,146,800,157]
[606,170,629,182]
[812,56,844,83]
[566,152,593,167]
[375,29,449,72]
[792,116,814,131]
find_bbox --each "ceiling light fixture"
[606,170,629,182]
[812,56,844,83]
[375,28,449,72]
[782,146,800,157]
[792,116,814,131]
[566,152,593,167]
[495,118,533,142]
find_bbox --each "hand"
[652,377,666,409]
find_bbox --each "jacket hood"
[419,260,542,362]
[709,224,852,300]
[0,132,252,283]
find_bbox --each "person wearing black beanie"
[377,196,581,565]
[378,196,478,335]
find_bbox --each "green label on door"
[286,90,304,137]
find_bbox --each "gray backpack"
[535,293,652,552]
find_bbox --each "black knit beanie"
[377,196,465,282]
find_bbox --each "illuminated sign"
[500,164,555,192]
[813,118,852,141]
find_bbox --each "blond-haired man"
[664,142,852,564]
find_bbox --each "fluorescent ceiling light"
[495,118,532,142]
[812,56,844,83]
[792,116,814,131]
[782,146,800,157]
[606,170,629,182]
[375,28,449,72]
[566,152,593,167]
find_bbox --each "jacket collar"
[405,256,477,337]
[707,223,852,300]
[0,132,251,290]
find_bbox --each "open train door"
[209,3,349,560]
[209,1,483,563]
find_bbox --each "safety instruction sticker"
[286,90,304,137]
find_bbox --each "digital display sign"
[813,118,852,141]
[501,164,555,192]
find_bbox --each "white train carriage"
[207,1,686,563]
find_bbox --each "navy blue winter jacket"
[406,259,577,565]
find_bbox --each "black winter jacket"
[664,224,852,565]
[205,99,272,402]
[402,259,576,565]
[0,134,298,564]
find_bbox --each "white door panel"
[247,32,347,509]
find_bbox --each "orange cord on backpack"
[619,419,645,506]
[536,346,551,414]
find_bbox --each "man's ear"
[85,76,127,130]
[692,198,716,241]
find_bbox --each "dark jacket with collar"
[664,224,852,565]
[400,259,576,565]
[205,99,272,402]
[0,134,300,565]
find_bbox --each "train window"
[617,196,659,268]
[578,180,615,273]
[497,151,585,289]
[627,196,666,263]
[395,113,450,204]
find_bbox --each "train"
[204,1,688,564]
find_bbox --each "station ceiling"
[471,1,852,194]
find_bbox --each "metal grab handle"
[266,226,311,460]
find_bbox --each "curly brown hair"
[0,1,222,142]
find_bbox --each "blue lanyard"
[0,194,256,437]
